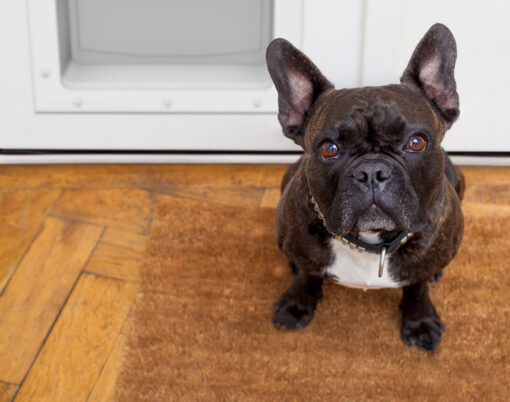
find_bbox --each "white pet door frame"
[28,0,303,113]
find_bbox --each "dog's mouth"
[353,204,397,233]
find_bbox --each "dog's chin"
[354,204,397,233]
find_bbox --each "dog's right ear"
[266,39,333,146]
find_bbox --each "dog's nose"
[353,162,392,186]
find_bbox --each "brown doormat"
[115,195,509,401]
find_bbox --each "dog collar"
[310,194,413,277]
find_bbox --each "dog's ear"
[401,24,459,128]
[266,39,333,146]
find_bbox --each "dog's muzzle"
[325,155,416,235]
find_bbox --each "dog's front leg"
[400,281,444,352]
[273,270,323,330]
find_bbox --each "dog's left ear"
[401,23,459,128]
[266,39,333,146]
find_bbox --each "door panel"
[362,0,510,152]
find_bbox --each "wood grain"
[0,217,103,384]
[461,166,510,186]
[51,188,153,235]
[88,333,127,402]
[463,183,510,205]
[0,382,17,402]
[462,202,510,217]
[84,229,146,282]
[1,165,507,191]
[260,188,281,208]
[0,164,288,190]
[0,188,61,293]
[15,273,136,402]
[156,185,265,207]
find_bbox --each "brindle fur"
[267,24,464,351]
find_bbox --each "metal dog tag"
[378,247,387,278]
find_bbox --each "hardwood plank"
[0,382,17,402]
[120,302,136,335]
[260,188,280,208]
[0,189,61,293]
[461,166,510,186]
[16,274,136,402]
[0,217,103,384]
[88,333,127,402]
[156,185,265,207]
[99,228,147,254]
[462,202,510,217]
[0,165,508,192]
[463,183,510,205]
[51,188,153,235]
[0,164,289,190]
[84,229,146,282]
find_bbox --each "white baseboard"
[0,153,302,164]
[0,153,509,165]
[449,156,510,166]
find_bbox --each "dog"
[266,23,464,352]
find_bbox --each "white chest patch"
[325,234,402,291]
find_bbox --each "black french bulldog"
[266,23,464,352]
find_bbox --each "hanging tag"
[378,247,387,278]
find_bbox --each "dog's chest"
[324,237,402,291]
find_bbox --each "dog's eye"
[321,142,339,159]
[407,135,427,152]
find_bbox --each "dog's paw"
[401,314,444,352]
[273,294,315,330]
[429,269,444,283]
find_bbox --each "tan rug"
[116,195,509,401]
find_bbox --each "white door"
[0,0,508,160]
[357,0,510,153]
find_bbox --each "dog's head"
[266,23,459,238]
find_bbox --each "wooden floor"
[0,164,508,402]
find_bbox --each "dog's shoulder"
[443,150,465,201]
[276,157,332,273]
[280,156,304,194]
